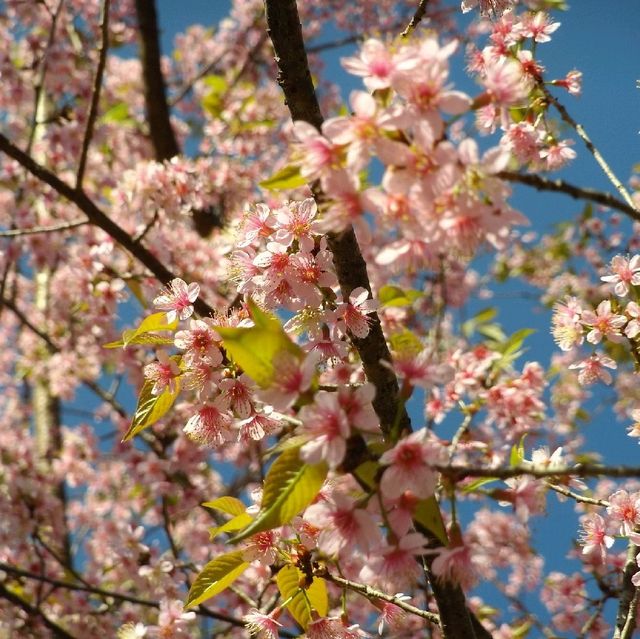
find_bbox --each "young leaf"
[208,513,254,539]
[185,550,249,608]
[414,495,448,545]
[378,285,422,308]
[122,376,181,442]
[229,446,327,543]
[104,312,178,349]
[202,496,247,517]
[259,164,307,191]
[214,300,302,387]
[276,564,328,629]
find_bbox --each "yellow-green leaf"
[276,564,328,629]
[105,312,178,349]
[230,446,327,543]
[202,496,247,516]
[214,300,302,388]
[259,164,307,191]
[208,513,254,539]
[122,376,181,442]
[378,285,422,308]
[185,551,249,608]
[414,495,448,545]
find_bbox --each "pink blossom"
[242,530,279,566]
[569,354,616,385]
[552,70,582,96]
[306,617,362,639]
[337,287,378,339]
[273,198,319,253]
[601,254,640,297]
[341,39,415,91]
[375,594,411,635]
[153,278,200,323]
[219,375,255,419]
[431,541,478,590]
[580,300,626,344]
[258,351,319,410]
[522,12,561,44]
[579,513,614,561]
[482,56,532,106]
[624,301,640,339]
[551,296,584,351]
[243,608,282,639]
[174,319,222,364]
[183,398,233,447]
[143,350,180,395]
[304,492,381,555]
[461,0,514,17]
[292,121,341,181]
[379,429,443,499]
[607,490,640,535]
[539,140,576,171]
[299,391,350,468]
[238,203,276,248]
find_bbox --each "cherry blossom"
[153,278,200,323]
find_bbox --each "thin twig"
[401,0,430,38]
[0,220,87,237]
[438,463,640,481]
[0,131,215,317]
[614,541,640,638]
[546,482,609,507]
[0,581,76,639]
[498,170,640,223]
[317,567,440,626]
[76,0,110,188]
[0,562,246,626]
[541,85,638,213]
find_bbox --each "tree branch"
[0,220,87,237]
[317,567,440,625]
[134,0,180,161]
[541,85,638,214]
[438,463,640,481]
[261,3,485,638]
[498,170,640,223]
[263,0,409,439]
[0,132,214,317]
[401,0,430,38]
[614,542,640,638]
[0,581,76,639]
[76,0,110,188]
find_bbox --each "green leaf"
[209,513,254,539]
[510,436,527,467]
[389,329,423,356]
[202,74,228,118]
[462,307,497,339]
[259,164,307,191]
[214,299,302,388]
[202,496,247,516]
[461,477,500,493]
[102,102,134,125]
[230,447,327,543]
[104,312,178,349]
[478,323,507,342]
[378,285,422,308]
[414,495,448,545]
[276,564,328,629]
[185,550,249,608]
[122,375,181,442]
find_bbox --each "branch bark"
[0,132,214,317]
[134,0,180,161]
[262,2,485,637]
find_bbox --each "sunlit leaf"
[208,513,254,539]
[259,164,307,191]
[202,496,247,516]
[378,285,422,308]
[276,564,328,629]
[214,299,302,388]
[414,495,448,545]
[185,551,249,608]
[230,446,327,543]
[122,375,181,442]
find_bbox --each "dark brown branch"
[614,542,640,638]
[134,0,180,160]
[0,562,248,628]
[0,582,76,639]
[0,132,214,317]
[401,0,430,38]
[262,3,484,638]
[498,171,640,223]
[263,0,409,439]
[437,463,640,481]
[76,0,110,188]
[0,219,87,237]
